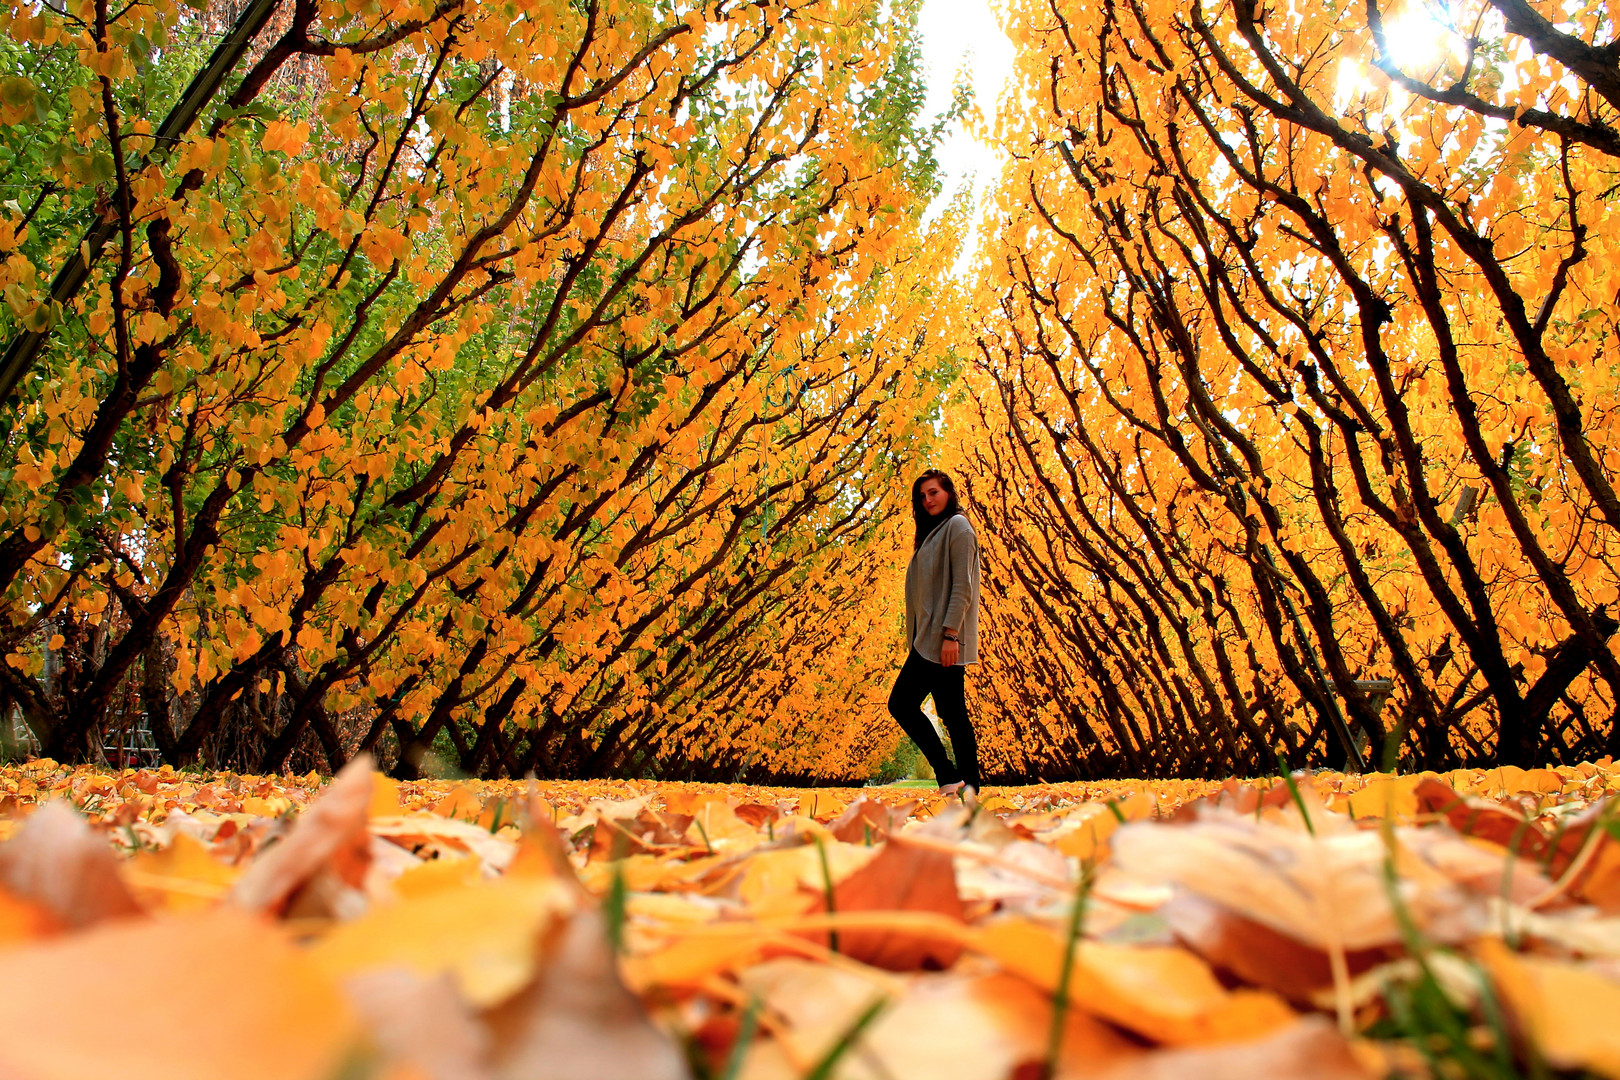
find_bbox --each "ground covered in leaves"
[1,761,1619,1079]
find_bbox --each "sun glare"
[1379,6,1462,72]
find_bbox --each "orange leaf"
[803,834,966,971]
[1479,938,1620,1079]
[974,918,1295,1046]
[0,909,357,1080]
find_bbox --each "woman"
[888,469,982,797]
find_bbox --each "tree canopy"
[4,0,1620,780]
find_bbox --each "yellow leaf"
[0,909,357,1080]
[1479,939,1620,1078]
[124,832,241,912]
[309,875,575,1007]
[369,773,405,818]
[974,918,1296,1046]
[1345,775,1419,820]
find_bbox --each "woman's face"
[920,478,950,517]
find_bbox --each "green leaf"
[0,76,36,110]
[89,152,115,185]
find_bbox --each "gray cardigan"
[904,513,980,665]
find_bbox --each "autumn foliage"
[9,0,1620,782]
[955,0,1620,779]
[0,0,954,779]
[4,760,1620,1078]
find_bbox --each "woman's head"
[912,469,961,548]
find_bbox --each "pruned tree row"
[0,0,956,778]
[957,0,1620,778]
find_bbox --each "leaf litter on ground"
[1,759,1620,1078]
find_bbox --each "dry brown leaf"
[802,834,966,971]
[486,905,689,1080]
[0,800,141,928]
[1097,1016,1372,1080]
[231,755,374,917]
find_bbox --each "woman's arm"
[941,517,975,645]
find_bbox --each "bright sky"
[915,0,1015,226]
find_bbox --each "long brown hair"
[911,469,962,550]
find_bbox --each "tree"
[0,0,955,777]
[958,0,1620,777]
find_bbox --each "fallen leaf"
[343,968,491,1080]
[373,813,518,872]
[0,908,357,1080]
[1160,891,1391,1004]
[976,917,1296,1045]
[622,933,766,991]
[1110,812,1469,953]
[370,773,406,818]
[486,905,689,1080]
[231,755,374,917]
[1479,937,1620,1078]
[734,959,1141,1080]
[1344,775,1421,821]
[0,884,56,944]
[0,800,141,927]
[1098,1015,1372,1080]
[691,800,766,853]
[124,830,241,912]
[733,841,875,913]
[1414,779,1548,858]
[808,834,966,971]
[311,874,576,1007]
[828,797,906,844]
[799,792,849,821]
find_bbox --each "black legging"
[887,649,980,788]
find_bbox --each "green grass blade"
[1043,861,1095,1080]
[1276,748,1314,836]
[815,836,839,954]
[718,996,763,1080]
[803,997,888,1080]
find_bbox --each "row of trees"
[0,0,957,778]
[957,0,1620,778]
[13,0,1620,782]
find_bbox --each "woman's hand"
[940,637,959,667]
